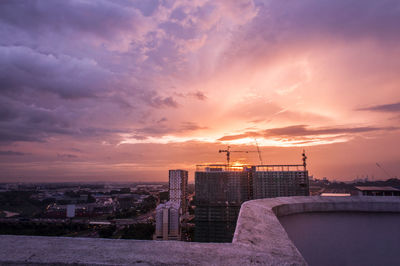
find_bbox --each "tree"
[121,223,155,240]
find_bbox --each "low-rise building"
[355,186,400,196]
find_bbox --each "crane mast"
[376,162,392,179]
[254,139,263,165]
[219,146,261,165]
[302,150,307,171]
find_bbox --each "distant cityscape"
[0,181,192,240]
[1,151,399,243]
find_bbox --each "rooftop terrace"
[1,196,400,265]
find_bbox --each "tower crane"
[254,138,264,165]
[219,146,260,165]
[376,162,393,179]
[302,149,307,170]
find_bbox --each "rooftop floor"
[1,196,400,265]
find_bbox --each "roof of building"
[156,200,180,210]
[355,186,400,192]
[320,193,351,197]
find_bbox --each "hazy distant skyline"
[1,0,400,182]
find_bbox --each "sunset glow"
[0,0,400,182]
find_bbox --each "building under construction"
[194,165,252,242]
[252,164,309,198]
[194,152,309,242]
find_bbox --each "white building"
[169,169,188,214]
[66,204,75,218]
[154,201,180,240]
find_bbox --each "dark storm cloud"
[255,0,400,42]
[218,125,398,141]
[141,91,179,108]
[157,117,168,123]
[0,0,146,39]
[174,91,208,101]
[57,153,78,159]
[129,0,159,16]
[0,96,74,143]
[189,91,207,101]
[0,46,111,99]
[263,125,397,137]
[0,95,131,144]
[226,0,400,63]
[180,122,207,131]
[149,96,179,108]
[0,150,30,156]
[77,127,130,138]
[134,121,206,136]
[0,130,43,143]
[1,0,399,150]
[0,0,186,146]
[0,123,129,144]
[357,102,400,113]
[0,106,18,121]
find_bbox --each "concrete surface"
[1,196,400,265]
[233,196,400,265]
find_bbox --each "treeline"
[0,221,155,240]
[0,221,90,236]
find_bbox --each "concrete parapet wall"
[1,196,400,265]
[233,196,400,265]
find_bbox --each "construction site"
[194,147,310,242]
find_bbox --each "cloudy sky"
[1,0,400,182]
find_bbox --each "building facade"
[252,165,309,199]
[355,186,400,196]
[169,169,188,214]
[194,156,310,242]
[154,201,180,240]
[194,165,252,242]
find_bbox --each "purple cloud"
[0,150,29,156]
[357,102,400,113]
[218,125,398,141]
[0,0,399,181]
[57,153,78,159]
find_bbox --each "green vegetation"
[140,195,157,213]
[121,223,155,240]
[98,225,117,238]
[159,191,169,202]
[0,222,90,236]
[0,191,45,217]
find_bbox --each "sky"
[0,0,400,182]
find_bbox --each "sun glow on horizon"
[118,133,352,147]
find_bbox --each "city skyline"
[1,0,400,182]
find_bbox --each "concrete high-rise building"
[154,201,180,240]
[154,170,188,241]
[252,165,309,199]
[194,152,310,242]
[194,165,252,242]
[169,169,188,214]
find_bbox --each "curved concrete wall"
[233,196,400,265]
[1,196,399,265]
